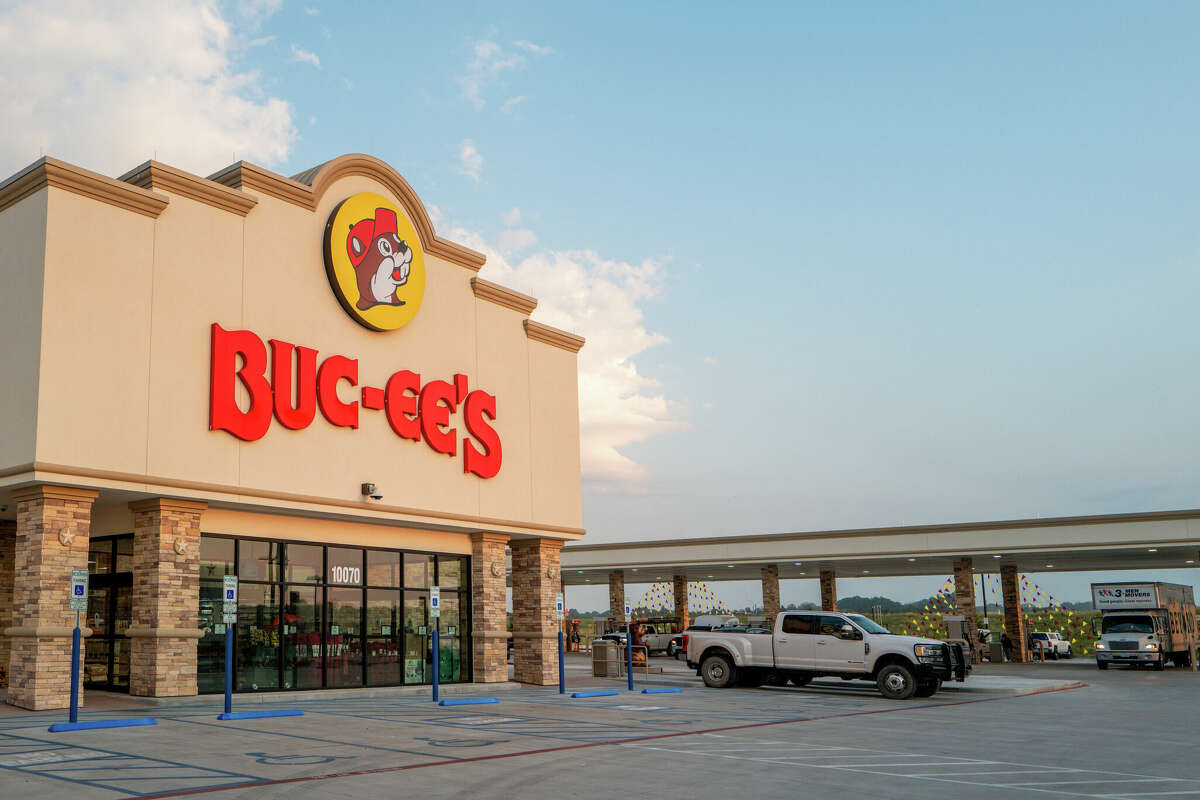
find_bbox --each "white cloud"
[514,40,554,56]
[247,34,276,46]
[500,95,527,115]
[235,0,282,25]
[703,356,719,365]
[458,139,483,181]
[460,37,551,110]
[0,0,297,177]
[290,44,320,68]
[439,221,684,489]
[497,228,537,252]
[501,207,522,226]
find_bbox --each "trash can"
[591,640,619,677]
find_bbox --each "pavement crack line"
[125,683,1087,799]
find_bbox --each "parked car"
[601,623,675,655]
[687,610,969,699]
[1029,631,1072,659]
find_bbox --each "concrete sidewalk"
[562,652,1085,695]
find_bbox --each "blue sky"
[3,1,1199,608]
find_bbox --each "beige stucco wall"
[2,156,583,539]
[0,189,47,470]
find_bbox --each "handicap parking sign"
[69,569,89,611]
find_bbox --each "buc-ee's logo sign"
[206,193,501,478]
[324,192,425,331]
[208,325,502,479]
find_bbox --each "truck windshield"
[843,614,891,635]
[1102,616,1155,634]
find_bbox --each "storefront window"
[328,547,364,587]
[115,536,134,573]
[405,554,432,588]
[239,540,280,582]
[237,583,280,691]
[438,592,463,682]
[88,538,113,575]
[437,556,465,590]
[366,589,401,685]
[198,535,468,693]
[326,587,362,688]
[283,584,322,689]
[200,537,234,580]
[403,590,430,683]
[367,550,400,587]
[285,544,322,584]
[198,536,234,693]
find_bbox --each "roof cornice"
[304,154,487,272]
[523,319,586,353]
[119,161,257,216]
[0,157,168,217]
[471,277,537,315]
[563,507,1200,552]
[207,161,314,210]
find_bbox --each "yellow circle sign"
[323,192,426,331]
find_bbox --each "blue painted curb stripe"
[217,709,305,720]
[641,688,683,694]
[48,717,158,732]
[571,690,619,698]
[437,698,500,706]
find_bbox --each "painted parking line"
[0,732,262,797]
[627,734,1200,799]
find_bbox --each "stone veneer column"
[953,558,980,663]
[6,485,98,710]
[1000,564,1027,663]
[0,521,14,688]
[761,565,780,628]
[672,574,689,630]
[470,532,510,683]
[819,569,838,611]
[608,569,625,622]
[128,499,206,697]
[510,537,563,686]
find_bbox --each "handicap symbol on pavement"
[245,752,357,765]
[415,736,509,748]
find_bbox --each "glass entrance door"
[85,536,133,692]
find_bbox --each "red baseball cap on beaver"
[346,208,399,267]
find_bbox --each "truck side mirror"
[840,625,861,640]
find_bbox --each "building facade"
[0,153,585,709]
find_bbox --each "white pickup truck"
[685,610,969,699]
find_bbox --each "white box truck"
[1091,582,1198,670]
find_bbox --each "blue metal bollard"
[558,630,565,694]
[432,627,440,703]
[626,634,634,691]
[69,624,81,724]
[224,625,233,716]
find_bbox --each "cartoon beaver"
[346,208,413,310]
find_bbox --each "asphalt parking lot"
[0,661,1197,799]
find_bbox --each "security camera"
[361,483,383,501]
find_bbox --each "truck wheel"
[789,673,813,687]
[1097,661,1108,670]
[700,654,737,688]
[876,664,918,700]
[913,678,941,698]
